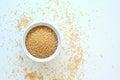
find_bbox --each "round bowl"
[22,22,62,62]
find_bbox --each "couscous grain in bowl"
[22,23,62,62]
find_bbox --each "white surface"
[0,0,120,80]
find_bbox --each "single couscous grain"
[25,26,58,58]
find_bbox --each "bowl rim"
[22,22,62,62]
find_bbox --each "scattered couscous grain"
[25,26,58,58]
[24,71,43,80]
[18,56,24,61]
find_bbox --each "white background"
[0,0,120,80]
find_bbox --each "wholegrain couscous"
[25,26,58,58]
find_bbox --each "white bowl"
[22,22,62,62]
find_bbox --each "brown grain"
[16,14,32,32]
[25,26,58,58]
[24,71,43,80]
[18,56,24,61]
